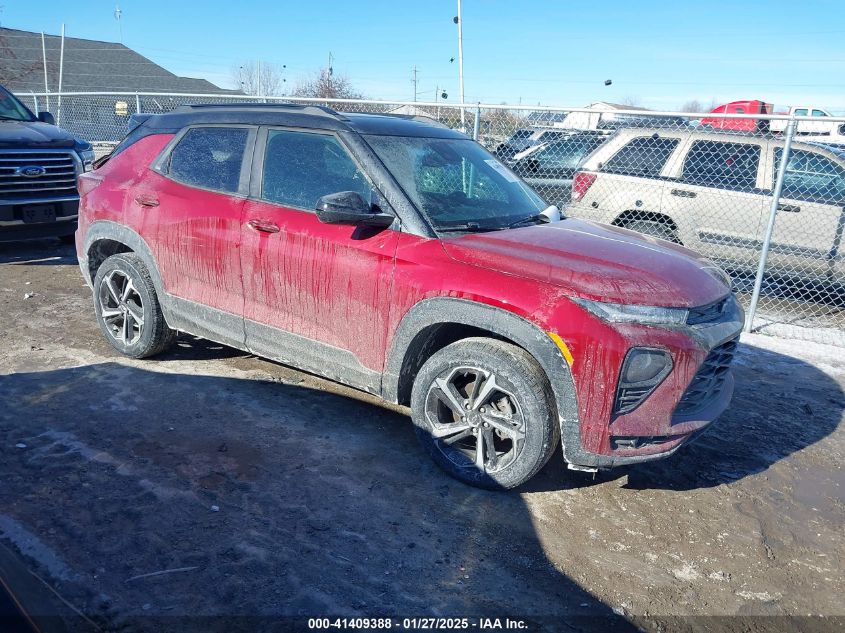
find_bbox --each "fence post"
[135,92,141,115]
[30,92,39,114]
[744,116,797,332]
[472,103,480,140]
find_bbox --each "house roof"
[0,27,240,94]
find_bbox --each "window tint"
[533,137,604,171]
[794,108,808,117]
[261,130,371,210]
[601,137,679,177]
[812,109,827,117]
[682,140,760,190]
[168,127,248,193]
[776,148,845,203]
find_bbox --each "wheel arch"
[82,221,165,298]
[382,298,579,437]
[612,209,679,232]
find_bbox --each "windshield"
[0,86,35,122]
[365,135,546,232]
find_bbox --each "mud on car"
[75,104,743,489]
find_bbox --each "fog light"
[614,348,673,415]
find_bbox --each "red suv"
[75,104,743,489]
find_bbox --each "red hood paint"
[441,218,728,308]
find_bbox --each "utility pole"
[114,4,123,43]
[41,31,50,110]
[327,51,334,95]
[455,0,466,126]
[411,66,419,102]
[257,59,262,98]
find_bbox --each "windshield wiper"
[505,205,563,229]
[438,221,498,233]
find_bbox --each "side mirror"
[37,111,55,125]
[315,191,394,228]
[518,157,541,174]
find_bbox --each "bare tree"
[291,67,365,100]
[619,95,643,108]
[232,61,286,96]
[679,99,704,113]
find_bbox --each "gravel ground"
[1,240,843,633]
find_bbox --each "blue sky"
[3,0,845,112]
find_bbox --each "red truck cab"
[700,100,773,133]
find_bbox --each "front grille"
[687,297,727,325]
[0,151,78,200]
[675,337,738,415]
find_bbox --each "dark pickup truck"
[0,84,94,242]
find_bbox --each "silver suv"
[567,127,845,285]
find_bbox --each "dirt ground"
[1,239,844,633]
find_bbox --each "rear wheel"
[410,337,559,490]
[93,253,176,358]
[623,219,681,244]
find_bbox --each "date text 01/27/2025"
[307,617,529,630]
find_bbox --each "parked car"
[770,105,838,135]
[510,130,611,206]
[0,83,94,242]
[494,128,567,163]
[76,104,742,489]
[567,127,845,286]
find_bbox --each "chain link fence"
[23,91,845,346]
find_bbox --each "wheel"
[93,253,176,358]
[623,219,681,244]
[410,337,559,490]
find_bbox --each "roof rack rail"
[173,102,345,120]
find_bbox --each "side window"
[812,109,828,117]
[261,130,371,210]
[682,140,760,191]
[167,127,249,193]
[535,138,601,170]
[775,149,845,203]
[793,108,808,117]
[601,137,679,177]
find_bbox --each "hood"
[0,120,76,149]
[441,218,730,308]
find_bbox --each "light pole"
[454,1,465,127]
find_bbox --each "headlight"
[572,297,688,326]
[74,139,95,172]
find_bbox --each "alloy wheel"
[424,366,526,473]
[98,269,144,345]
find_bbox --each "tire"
[93,253,176,359]
[410,337,559,490]
[623,219,681,244]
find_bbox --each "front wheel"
[93,253,176,358]
[410,337,559,490]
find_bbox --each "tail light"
[77,172,104,198]
[571,171,597,202]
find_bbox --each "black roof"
[0,27,238,94]
[137,104,467,138]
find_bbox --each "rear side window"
[775,148,845,203]
[261,130,371,210]
[682,140,760,190]
[601,137,679,177]
[534,137,604,170]
[167,127,249,193]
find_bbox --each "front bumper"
[559,295,744,470]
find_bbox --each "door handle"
[134,195,159,207]
[777,203,801,213]
[670,189,697,198]
[247,219,280,234]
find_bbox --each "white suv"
[567,128,845,286]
